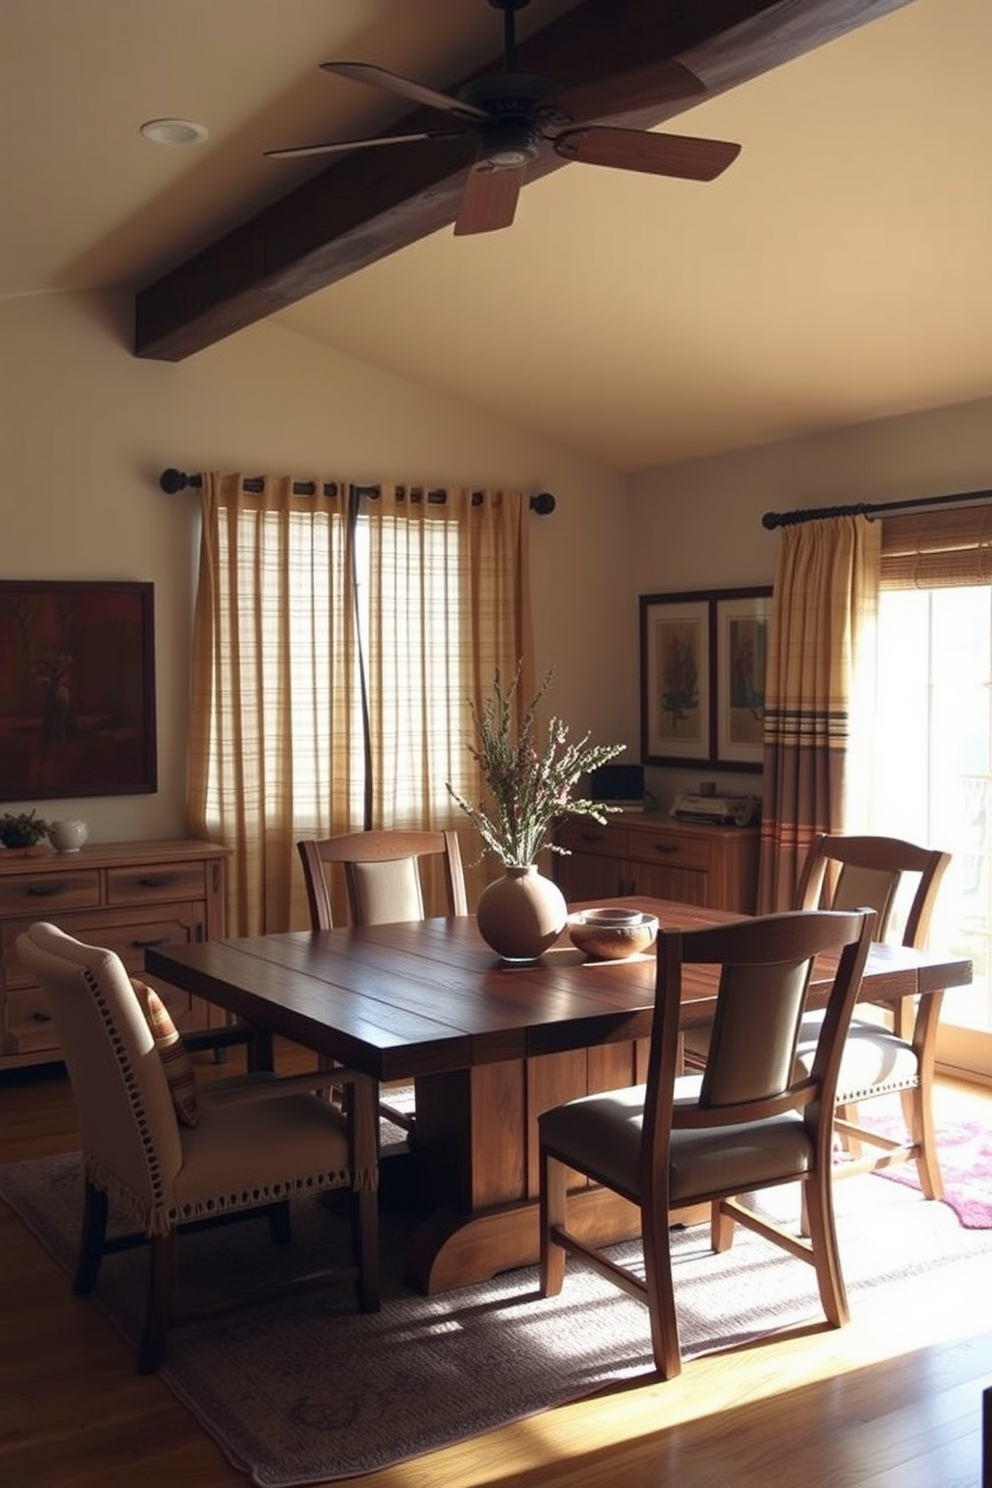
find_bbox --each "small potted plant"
[0,808,51,854]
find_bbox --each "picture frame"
[714,587,772,770]
[639,591,713,766]
[0,580,157,801]
[640,585,772,771]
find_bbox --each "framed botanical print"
[639,591,712,765]
[640,585,772,771]
[714,588,772,770]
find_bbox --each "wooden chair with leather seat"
[684,833,952,1205]
[297,828,468,1134]
[538,906,876,1379]
[17,920,380,1374]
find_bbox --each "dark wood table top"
[146,897,973,1084]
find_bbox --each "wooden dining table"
[146,897,972,1295]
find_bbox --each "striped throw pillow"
[133,978,199,1127]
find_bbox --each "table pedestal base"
[404,1186,710,1295]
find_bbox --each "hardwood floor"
[2,1048,990,1488]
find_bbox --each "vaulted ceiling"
[3,0,990,472]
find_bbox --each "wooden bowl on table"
[566,907,658,961]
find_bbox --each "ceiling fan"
[266,0,741,237]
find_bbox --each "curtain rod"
[761,486,992,530]
[159,468,556,515]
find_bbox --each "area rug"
[868,1115,992,1228]
[2,1154,991,1488]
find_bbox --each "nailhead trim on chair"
[80,963,170,1235]
[168,1169,353,1226]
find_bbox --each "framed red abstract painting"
[0,580,157,800]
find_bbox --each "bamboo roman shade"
[882,504,992,589]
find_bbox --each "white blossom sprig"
[446,665,625,867]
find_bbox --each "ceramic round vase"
[48,819,89,853]
[475,864,568,963]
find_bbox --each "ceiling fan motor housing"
[459,72,555,168]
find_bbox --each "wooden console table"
[0,838,230,1071]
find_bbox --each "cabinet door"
[631,861,708,906]
[556,851,626,903]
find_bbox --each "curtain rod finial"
[530,492,555,515]
[160,468,192,494]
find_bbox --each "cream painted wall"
[0,290,629,843]
[4,288,989,844]
[627,396,992,809]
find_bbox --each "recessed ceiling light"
[140,118,209,147]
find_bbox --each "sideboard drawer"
[5,996,60,1055]
[106,861,207,906]
[629,829,712,871]
[0,869,102,918]
[556,821,630,860]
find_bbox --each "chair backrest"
[15,921,182,1216]
[644,908,876,1187]
[794,833,951,950]
[297,829,468,930]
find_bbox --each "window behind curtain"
[188,475,531,935]
[866,506,992,1073]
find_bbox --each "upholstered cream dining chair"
[539,906,876,1378]
[685,833,952,1205]
[297,828,468,1135]
[17,921,380,1374]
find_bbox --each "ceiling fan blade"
[266,129,443,161]
[554,127,741,181]
[547,60,706,124]
[454,165,525,237]
[321,61,488,123]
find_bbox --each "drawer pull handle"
[138,874,176,888]
[654,843,679,854]
[26,882,69,897]
[131,936,169,950]
[31,1010,52,1022]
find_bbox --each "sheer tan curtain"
[757,514,880,912]
[187,475,531,934]
[363,486,533,910]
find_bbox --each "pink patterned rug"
[870,1115,992,1229]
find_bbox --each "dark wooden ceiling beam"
[134,0,912,361]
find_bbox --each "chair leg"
[711,1197,736,1253]
[801,1172,849,1329]
[73,1180,109,1295]
[539,1149,567,1297]
[351,1183,380,1313]
[835,1100,860,1157]
[137,1231,176,1374]
[641,1203,683,1379]
[268,1199,292,1245]
[902,1083,944,1201]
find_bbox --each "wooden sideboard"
[553,813,760,913]
[0,838,230,1071]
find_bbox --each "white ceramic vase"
[48,819,89,853]
[475,864,568,963]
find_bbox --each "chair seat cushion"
[539,1080,813,1206]
[169,1078,354,1226]
[797,1011,920,1101]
